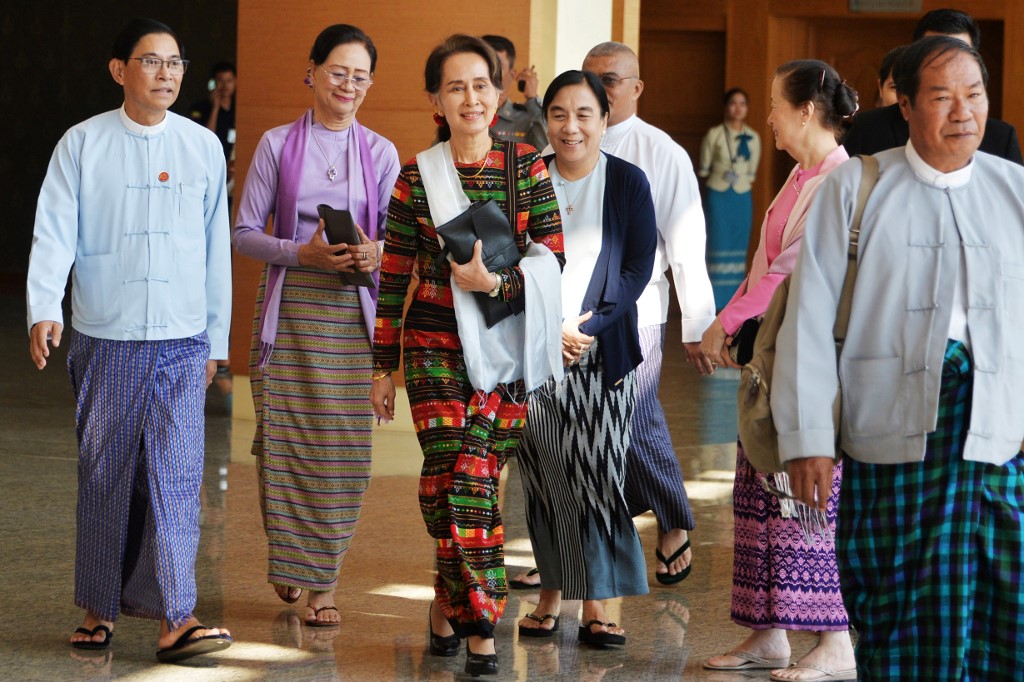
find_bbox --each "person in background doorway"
[699,87,761,310]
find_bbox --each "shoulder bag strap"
[504,141,518,231]
[833,154,879,345]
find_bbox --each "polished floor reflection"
[0,293,823,680]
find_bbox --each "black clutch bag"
[316,204,375,288]
[435,199,524,328]
[728,317,761,366]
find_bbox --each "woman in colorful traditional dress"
[233,24,400,626]
[699,87,761,311]
[700,61,859,680]
[370,35,563,677]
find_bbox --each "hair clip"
[819,67,826,90]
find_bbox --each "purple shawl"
[257,109,380,365]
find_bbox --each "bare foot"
[70,613,114,647]
[158,616,231,650]
[274,583,302,603]
[510,567,541,588]
[769,631,856,680]
[517,588,562,634]
[581,599,625,637]
[656,528,692,578]
[305,591,340,626]
[705,628,791,669]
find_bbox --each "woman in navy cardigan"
[515,69,656,647]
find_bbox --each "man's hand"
[205,360,217,387]
[784,456,835,512]
[514,65,540,100]
[30,321,63,370]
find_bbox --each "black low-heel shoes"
[464,640,498,677]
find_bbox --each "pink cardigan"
[719,145,850,334]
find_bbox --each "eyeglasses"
[129,57,189,75]
[319,67,373,91]
[759,476,834,545]
[599,74,638,89]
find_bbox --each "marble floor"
[0,293,825,681]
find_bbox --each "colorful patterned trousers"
[838,340,1024,680]
[67,331,209,630]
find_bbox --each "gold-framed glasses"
[319,67,373,91]
[129,57,189,75]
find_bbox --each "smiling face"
[429,51,500,142]
[311,41,372,126]
[546,82,608,176]
[766,75,806,155]
[109,32,181,125]
[900,50,987,173]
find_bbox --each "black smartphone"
[316,204,374,288]
[517,79,526,93]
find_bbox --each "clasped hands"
[298,219,380,273]
[562,311,594,367]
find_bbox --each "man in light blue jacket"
[26,18,232,663]
[776,37,1024,680]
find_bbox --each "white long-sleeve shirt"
[600,115,715,341]
[26,106,232,358]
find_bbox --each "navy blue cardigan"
[544,152,657,388]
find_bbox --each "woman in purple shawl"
[233,24,400,626]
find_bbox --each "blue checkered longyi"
[837,339,1024,680]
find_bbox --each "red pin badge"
[158,171,169,182]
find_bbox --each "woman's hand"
[450,240,497,292]
[370,374,396,422]
[297,220,357,272]
[699,317,732,374]
[562,311,595,367]
[346,224,382,274]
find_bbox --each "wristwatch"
[488,272,502,298]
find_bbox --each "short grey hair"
[585,41,635,62]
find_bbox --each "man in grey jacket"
[776,37,1024,680]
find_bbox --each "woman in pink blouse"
[701,61,860,682]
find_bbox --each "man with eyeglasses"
[26,18,232,662]
[584,41,714,585]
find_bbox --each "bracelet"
[371,371,393,381]
[487,271,502,298]
[376,240,384,270]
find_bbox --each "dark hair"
[913,8,981,49]
[775,59,859,136]
[481,35,516,67]
[425,35,503,142]
[309,24,377,72]
[542,70,610,118]
[878,45,906,84]
[209,61,236,78]
[894,35,987,106]
[112,18,183,61]
[723,87,748,107]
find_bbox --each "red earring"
[433,112,446,127]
